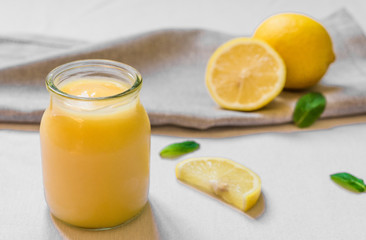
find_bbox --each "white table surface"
[1,1,366,239]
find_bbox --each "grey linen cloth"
[0,9,365,129]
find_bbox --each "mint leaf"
[330,172,366,193]
[293,92,326,128]
[160,141,200,159]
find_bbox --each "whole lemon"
[253,13,335,89]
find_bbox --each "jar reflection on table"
[40,60,151,229]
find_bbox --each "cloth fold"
[0,9,365,129]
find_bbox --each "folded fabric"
[0,9,365,129]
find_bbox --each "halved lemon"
[205,37,286,111]
[175,157,261,211]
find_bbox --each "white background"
[1,0,366,42]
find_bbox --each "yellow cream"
[40,78,150,228]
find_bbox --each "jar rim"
[46,59,142,101]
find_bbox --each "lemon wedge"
[175,157,261,211]
[205,37,286,111]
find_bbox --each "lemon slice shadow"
[177,180,266,220]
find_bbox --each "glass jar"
[40,59,151,229]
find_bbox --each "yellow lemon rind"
[253,13,335,89]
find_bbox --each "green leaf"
[330,172,366,193]
[160,141,200,159]
[293,92,326,128]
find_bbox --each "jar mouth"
[46,59,142,101]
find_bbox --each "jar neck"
[49,90,140,113]
[46,59,142,111]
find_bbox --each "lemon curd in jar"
[40,60,151,229]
